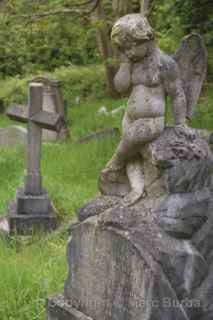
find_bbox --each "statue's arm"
[163,58,187,125]
[114,63,132,94]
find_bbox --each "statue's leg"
[124,157,145,206]
[105,116,164,171]
[104,112,133,170]
[101,117,164,202]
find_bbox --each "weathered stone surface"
[47,294,93,320]
[63,212,206,320]
[101,14,207,205]
[152,189,211,238]
[7,104,29,123]
[174,34,207,120]
[80,188,212,239]
[190,214,213,318]
[6,83,60,235]
[7,76,69,143]
[146,126,213,194]
[31,110,65,132]
[61,175,213,320]
[0,126,27,146]
[8,200,58,235]
[49,125,213,320]
[78,195,123,222]
[47,14,211,320]
[31,76,69,141]
[48,116,213,320]
[16,188,51,215]
[100,127,213,199]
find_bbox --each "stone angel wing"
[174,33,207,121]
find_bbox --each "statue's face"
[118,40,150,61]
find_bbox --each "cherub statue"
[100,14,207,205]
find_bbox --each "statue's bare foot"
[124,189,146,207]
[101,165,125,183]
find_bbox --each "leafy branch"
[20,0,101,23]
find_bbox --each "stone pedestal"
[8,188,58,235]
[47,190,213,320]
[46,127,213,320]
[47,294,93,320]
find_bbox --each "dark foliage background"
[0,0,212,78]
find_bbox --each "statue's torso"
[127,54,166,120]
[127,84,166,119]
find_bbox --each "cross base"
[47,294,93,320]
[7,188,59,235]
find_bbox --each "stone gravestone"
[0,125,27,146]
[47,14,213,320]
[6,82,65,235]
[31,77,69,141]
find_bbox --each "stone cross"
[7,82,65,196]
[32,77,65,116]
[6,82,65,234]
[31,77,69,141]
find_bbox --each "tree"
[20,0,140,97]
[0,0,143,95]
[91,0,142,96]
[140,0,154,16]
[92,0,132,97]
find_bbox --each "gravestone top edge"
[29,76,62,87]
[29,82,44,88]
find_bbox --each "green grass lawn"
[0,97,123,320]
[0,97,125,216]
[0,115,14,128]
[0,80,212,320]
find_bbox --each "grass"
[0,69,212,320]
[0,115,14,128]
[0,96,123,320]
[0,97,125,216]
[191,83,213,130]
[0,231,67,320]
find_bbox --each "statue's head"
[111,14,155,61]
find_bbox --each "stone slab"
[16,188,51,215]
[0,217,9,238]
[6,104,29,123]
[0,217,9,232]
[8,201,58,235]
[0,126,27,146]
[47,294,93,320]
[32,110,65,132]
[64,215,197,320]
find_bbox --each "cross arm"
[7,104,66,132]
[6,104,29,123]
[31,110,66,132]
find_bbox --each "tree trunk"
[92,2,118,97]
[112,0,131,67]
[112,0,130,20]
[92,0,131,97]
[140,0,153,16]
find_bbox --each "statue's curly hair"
[111,14,154,46]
